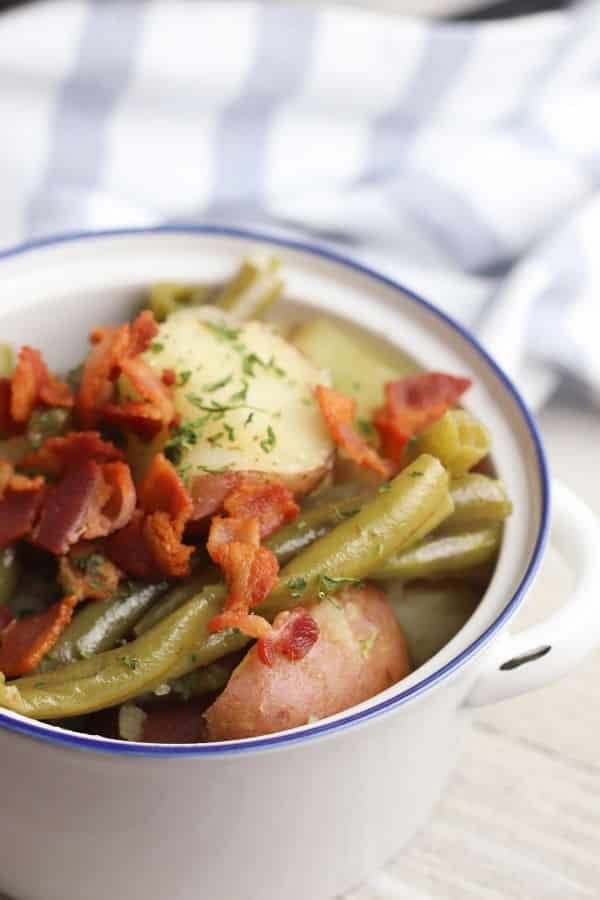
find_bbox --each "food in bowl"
[0,256,511,743]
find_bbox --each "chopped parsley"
[150,341,165,354]
[203,373,233,392]
[206,321,241,342]
[243,353,286,378]
[224,423,235,442]
[287,576,307,599]
[198,464,232,475]
[334,506,361,522]
[260,426,277,454]
[164,420,201,465]
[119,655,140,671]
[409,471,424,478]
[357,419,374,436]
[177,370,192,387]
[244,411,254,425]
[378,482,392,493]
[230,380,249,404]
[319,575,363,594]
[207,431,224,447]
[296,519,307,530]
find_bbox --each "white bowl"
[0,227,598,900]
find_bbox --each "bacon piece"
[223,475,299,539]
[207,515,260,553]
[162,369,176,387]
[105,456,195,582]
[373,373,471,464]
[32,459,102,554]
[189,472,239,522]
[0,379,21,436]
[138,453,192,532]
[207,609,272,640]
[21,431,123,479]
[82,462,137,540]
[0,604,14,631]
[106,511,159,580]
[10,347,73,425]
[316,385,392,478]
[130,310,159,355]
[59,542,122,602]
[257,607,320,667]
[103,356,175,440]
[78,323,131,428]
[0,595,78,677]
[143,511,193,579]
[0,467,45,548]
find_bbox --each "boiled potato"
[204,585,410,741]
[140,307,334,495]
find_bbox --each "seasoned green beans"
[406,410,491,476]
[40,581,168,671]
[444,474,512,530]
[372,525,501,582]
[133,573,217,637]
[214,257,283,320]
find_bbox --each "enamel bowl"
[0,228,599,900]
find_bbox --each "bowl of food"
[0,227,598,900]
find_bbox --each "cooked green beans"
[260,455,453,616]
[5,454,452,719]
[372,525,501,582]
[214,257,283,320]
[26,407,72,450]
[0,547,19,606]
[406,410,491,476]
[445,474,512,530]
[40,581,168,671]
[133,573,217,637]
[148,282,215,322]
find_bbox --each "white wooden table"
[344,403,600,899]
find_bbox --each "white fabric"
[0,0,599,409]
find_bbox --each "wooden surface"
[345,403,600,899]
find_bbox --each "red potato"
[204,584,410,741]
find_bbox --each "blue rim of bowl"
[0,225,550,757]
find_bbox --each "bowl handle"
[466,479,600,707]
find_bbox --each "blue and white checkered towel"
[1,0,599,410]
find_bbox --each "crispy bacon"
[105,456,194,580]
[0,463,45,549]
[0,604,14,631]
[10,347,73,425]
[103,356,175,440]
[138,453,192,531]
[207,609,272,640]
[373,372,471,464]
[223,475,299,539]
[31,457,135,555]
[106,511,159,579]
[77,323,131,428]
[257,607,320,667]
[59,542,122,601]
[207,515,260,552]
[143,511,193,579]
[130,310,159,355]
[21,431,123,479]
[161,368,176,387]
[316,384,392,478]
[189,471,239,522]
[0,594,78,677]
[0,379,21,436]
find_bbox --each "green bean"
[0,547,19,606]
[292,317,404,420]
[148,282,215,322]
[260,455,453,617]
[214,257,283,320]
[0,343,14,378]
[4,455,452,719]
[39,581,168,671]
[386,581,480,668]
[372,525,501,582]
[170,655,241,700]
[7,587,229,719]
[405,410,491,476]
[26,407,72,450]
[265,489,372,565]
[133,573,216,637]
[445,474,512,530]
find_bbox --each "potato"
[204,585,410,741]
[142,307,334,496]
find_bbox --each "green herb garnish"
[287,576,307,599]
[206,321,241,341]
[260,426,277,454]
[119,655,140,671]
[203,373,233,392]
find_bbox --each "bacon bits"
[257,607,319,667]
[0,461,45,549]
[316,385,392,478]
[374,373,471,464]
[59,542,123,602]
[10,347,73,425]
[223,475,299,538]
[0,594,79,677]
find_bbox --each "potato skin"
[204,584,410,741]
